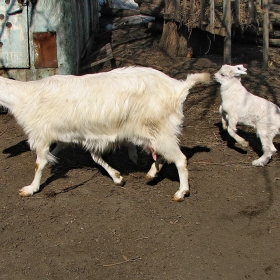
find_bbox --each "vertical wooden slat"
[235,0,240,26]
[223,0,231,64]
[210,0,215,35]
[262,0,269,69]
[200,0,205,29]
[248,0,255,23]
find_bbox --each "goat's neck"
[220,78,243,94]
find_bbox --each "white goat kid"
[0,66,210,201]
[215,64,280,166]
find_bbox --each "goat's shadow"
[2,141,210,196]
[2,140,30,157]
[215,122,264,156]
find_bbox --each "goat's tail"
[185,72,211,89]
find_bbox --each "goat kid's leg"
[219,105,228,130]
[252,132,277,166]
[146,156,165,180]
[90,152,124,185]
[227,119,249,148]
[19,148,49,196]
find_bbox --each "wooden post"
[200,0,205,29]
[235,0,240,26]
[210,0,215,35]
[262,0,269,69]
[248,0,255,23]
[223,0,231,64]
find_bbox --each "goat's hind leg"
[227,119,249,148]
[19,146,50,196]
[155,140,189,202]
[252,131,277,166]
[90,152,124,186]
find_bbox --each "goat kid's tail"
[185,72,211,89]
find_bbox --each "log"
[269,4,280,27]
[100,8,140,17]
[259,38,280,47]
[139,0,165,17]
[259,28,280,38]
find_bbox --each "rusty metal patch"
[33,32,58,69]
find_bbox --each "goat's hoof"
[172,196,184,202]
[19,186,34,197]
[145,174,156,181]
[172,190,189,202]
[114,177,125,186]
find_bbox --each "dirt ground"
[1,22,280,280]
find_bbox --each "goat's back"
[10,67,185,147]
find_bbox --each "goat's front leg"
[90,152,124,185]
[146,156,165,180]
[252,131,277,166]
[19,148,49,196]
[227,119,249,148]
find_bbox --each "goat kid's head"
[214,64,247,84]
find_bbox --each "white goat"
[0,66,210,201]
[215,64,280,166]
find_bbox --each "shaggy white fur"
[215,64,280,166]
[0,66,210,201]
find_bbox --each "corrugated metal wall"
[0,0,99,81]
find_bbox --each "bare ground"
[1,24,280,280]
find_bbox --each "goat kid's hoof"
[234,141,249,150]
[252,159,266,167]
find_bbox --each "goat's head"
[214,64,247,84]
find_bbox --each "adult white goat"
[215,64,280,166]
[0,66,210,201]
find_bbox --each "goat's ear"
[228,70,236,78]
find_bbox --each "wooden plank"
[235,0,240,26]
[262,0,269,69]
[209,0,215,35]
[223,0,231,64]
[248,0,255,23]
[200,0,205,28]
